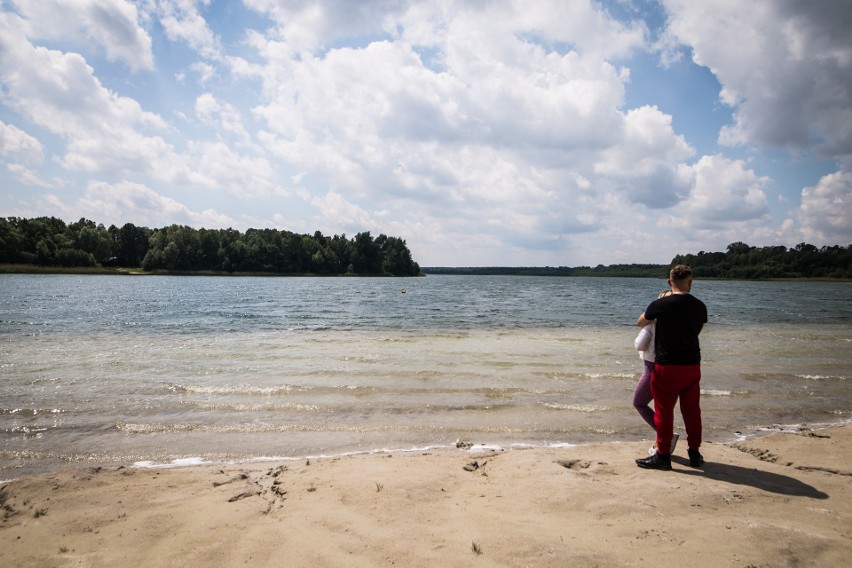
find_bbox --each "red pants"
[650,363,702,455]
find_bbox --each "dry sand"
[2,426,850,567]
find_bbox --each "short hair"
[669,264,692,282]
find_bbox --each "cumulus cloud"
[248,0,659,259]
[4,0,153,71]
[308,190,381,234]
[0,120,43,162]
[1,1,848,266]
[195,93,251,144]
[0,15,173,175]
[188,140,276,197]
[6,164,55,188]
[0,11,274,200]
[594,105,694,208]
[156,0,222,60]
[662,0,852,158]
[798,171,852,243]
[682,154,770,226]
[42,180,237,229]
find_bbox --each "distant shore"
[0,264,424,277]
[1,424,849,567]
[1,264,849,281]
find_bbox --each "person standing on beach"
[634,265,707,471]
[633,290,678,455]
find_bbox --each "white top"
[634,322,656,362]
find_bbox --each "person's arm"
[634,325,652,351]
[637,312,652,327]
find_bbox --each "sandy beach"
[1,425,850,567]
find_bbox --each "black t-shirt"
[644,294,707,365]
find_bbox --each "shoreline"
[3,418,850,484]
[2,424,850,567]
[125,417,852,471]
[3,266,851,282]
[4,418,850,484]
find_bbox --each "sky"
[0,0,850,267]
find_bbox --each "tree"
[379,235,418,276]
[116,223,150,267]
[1,216,426,276]
[350,231,381,274]
[0,218,25,263]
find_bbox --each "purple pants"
[633,359,656,430]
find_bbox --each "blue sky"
[0,0,849,266]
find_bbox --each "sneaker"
[649,434,677,456]
[635,453,672,471]
[688,448,704,468]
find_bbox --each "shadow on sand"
[672,457,828,499]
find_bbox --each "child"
[633,290,678,454]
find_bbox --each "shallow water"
[1,274,850,477]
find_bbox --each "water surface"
[1,274,850,477]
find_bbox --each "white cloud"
[594,105,694,208]
[648,154,776,254]
[0,120,43,162]
[682,154,770,225]
[6,163,55,188]
[1,1,848,266]
[308,190,379,233]
[189,61,217,83]
[41,180,237,229]
[0,17,176,176]
[5,0,153,71]
[188,140,276,196]
[195,93,251,144]
[0,13,271,199]
[662,0,852,158]
[798,170,852,244]
[156,0,222,60]
[247,1,669,263]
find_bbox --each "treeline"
[424,242,852,279]
[672,241,852,279]
[2,219,848,279]
[0,217,421,276]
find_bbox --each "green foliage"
[3,221,847,280]
[671,242,852,279]
[424,242,852,279]
[0,217,422,277]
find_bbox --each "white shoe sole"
[649,433,679,456]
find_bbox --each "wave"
[540,403,610,412]
[797,374,848,381]
[1,407,64,416]
[701,389,732,396]
[168,383,299,395]
[114,421,600,435]
[164,382,577,398]
[2,425,51,435]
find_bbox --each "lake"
[1,274,850,478]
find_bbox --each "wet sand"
[1,425,850,567]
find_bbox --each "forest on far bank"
[423,241,852,279]
[0,216,421,276]
[1,217,849,279]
